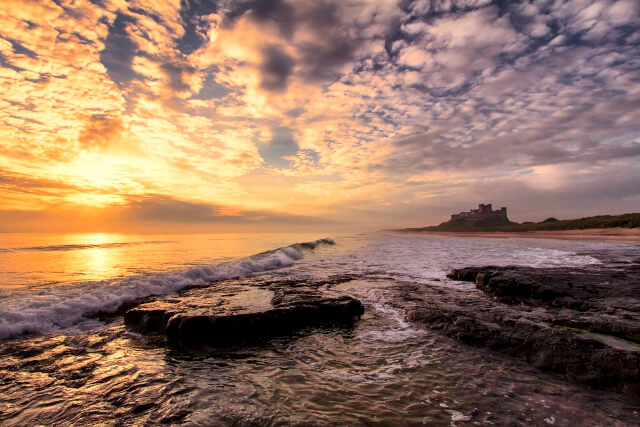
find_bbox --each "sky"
[0,0,639,233]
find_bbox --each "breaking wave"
[0,238,335,340]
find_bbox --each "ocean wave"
[0,238,335,340]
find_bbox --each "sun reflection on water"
[0,232,324,289]
[87,247,109,277]
[76,233,133,281]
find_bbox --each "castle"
[450,203,507,221]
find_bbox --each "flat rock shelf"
[124,278,364,346]
[407,265,640,393]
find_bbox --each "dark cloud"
[69,31,95,46]
[4,37,38,58]
[402,0,499,17]
[100,12,140,86]
[223,0,295,37]
[0,52,24,72]
[86,0,107,7]
[224,1,364,82]
[298,34,359,81]
[259,44,295,92]
[0,35,39,72]
[295,2,366,81]
[127,6,164,25]
[160,61,195,92]
[176,0,219,54]
[384,16,411,58]
[286,107,305,118]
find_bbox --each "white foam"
[447,410,472,422]
[0,238,333,340]
[341,235,604,286]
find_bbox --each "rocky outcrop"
[447,265,640,342]
[125,278,364,346]
[406,265,640,393]
[448,266,596,307]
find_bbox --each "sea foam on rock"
[125,277,364,346]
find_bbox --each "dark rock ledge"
[406,265,640,393]
[124,277,364,346]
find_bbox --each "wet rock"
[448,266,581,306]
[408,304,639,390]
[406,265,640,392]
[446,265,640,342]
[125,280,364,346]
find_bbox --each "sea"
[0,232,639,425]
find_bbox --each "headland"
[391,204,640,241]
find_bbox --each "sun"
[69,153,121,189]
[52,152,131,207]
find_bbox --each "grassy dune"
[399,213,640,233]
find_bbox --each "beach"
[393,227,640,241]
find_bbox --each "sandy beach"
[392,227,640,242]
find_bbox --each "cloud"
[259,44,294,91]
[0,0,639,231]
[176,0,219,54]
[126,194,333,225]
[225,0,296,37]
[0,194,340,232]
[128,195,231,223]
[78,115,126,151]
[100,11,140,87]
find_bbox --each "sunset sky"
[1,0,639,232]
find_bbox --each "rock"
[125,280,364,346]
[405,264,640,393]
[407,299,640,392]
[448,266,576,305]
[446,265,640,342]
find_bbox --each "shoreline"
[388,227,640,242]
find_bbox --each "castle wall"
[450,204,508,220]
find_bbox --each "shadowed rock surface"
[448,265,640,342]
[405,265,640,393]
[125,276,364,346]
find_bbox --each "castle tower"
[478,203,492,214]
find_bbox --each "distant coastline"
[390,212,640,241]
[390,227,640,242]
